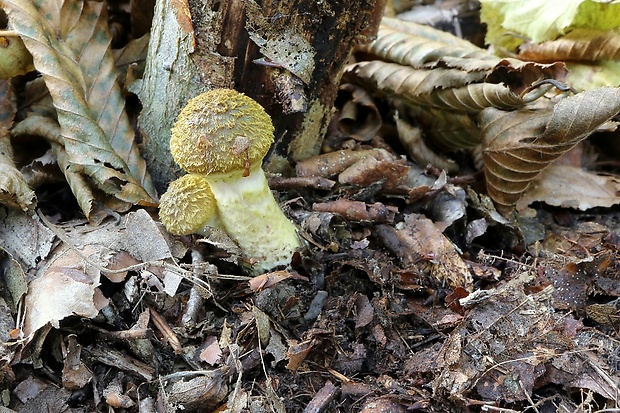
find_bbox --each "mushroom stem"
[205,163,300,274]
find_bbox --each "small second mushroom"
[162,89,301,274]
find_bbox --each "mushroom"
[163,89,301,274]
[159,173,222,235]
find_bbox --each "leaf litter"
[0,0,620,412]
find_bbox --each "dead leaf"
[248,271,302,292]
[519,28,620,63]
[0,208,55,270]
[296,148,395,178]
[517,164,620,211]
[0,80,35,212]
[199,336,223,366]
[336,83,382,142]
[3,0,157,220]
[313,199,398,223]
[286,339,316,371]
[62,335,93,390]
[0,31,34,78]
[354,294,374,329]
[376,214,473,290]
[395,113,458,172]
[481,87,620,213]
[167,370,229,411]
[23,258,100,337]
[338,156,410,194]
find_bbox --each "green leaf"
[481,0,620,46]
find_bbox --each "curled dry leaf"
[0,80,35,212]
[0,164,36,213]
[375,214,472,291]
[313,199,398,224]
[349,61,484,102]
[481,87,620,213]
[338,155,410,193]
[361,24,496,69]
[379,17,482,50]
[395,114,458,171]
[349,61,552,113]
[407,107,482,152]
[295,148,395,178]
[519,28,620,63]
[336,83,382,142]
[362,18,567,82]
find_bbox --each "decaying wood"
[139,0,386,191]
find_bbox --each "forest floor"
[2,1,620,412]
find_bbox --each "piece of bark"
[302,380,340,413]
[134,0,220,193]
[313,199,397,223]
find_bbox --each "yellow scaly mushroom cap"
[170,89,275,175]
[159,174,218,235]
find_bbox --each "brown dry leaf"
[296,148,395,178]
[362,19,566,83]
[338,156,410,194]
[313,200,398,224]
[517,164,620,211]
[336,83,382,142]
[61,335,93,390]
[199,336,223,366]
[248,271,301,292]
[481,87,620,213]
[3,0,157,220]
[519,28,620,63]
[286,339,317,371]
[354,294,374,329]
[349,61,485,95]
[395,114,458,171]
[410,106,482,151]
[23,246,102,337]
[380,17,482,50]
[376,214,472,290]
[350,60,552,113]
[362,24,496,69]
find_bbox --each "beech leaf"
[481,87,620,213]
[519,28,620,63]
[2,0,157,220]
[517,164,620,211]
[350,60,551,113]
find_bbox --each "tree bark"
[139,0,386,192]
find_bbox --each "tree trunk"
[138,0,386,192]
